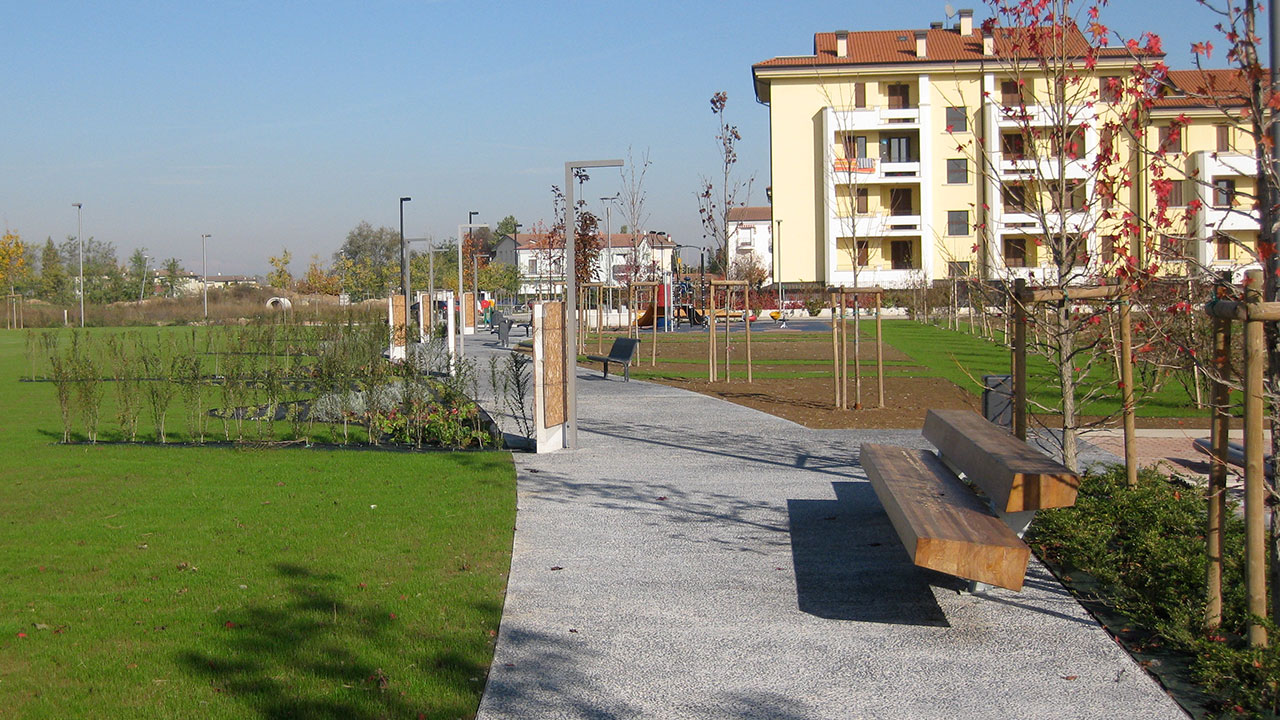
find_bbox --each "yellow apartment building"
[752,12,1260,288]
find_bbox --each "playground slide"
[636,306,660,328]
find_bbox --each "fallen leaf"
[1062,675,1078,681]
[568,628,578,634]
[32,623,49,631]
[549,566,563,571]
[16,632,27,638]
[656,496,668,501]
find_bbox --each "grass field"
[605,319,1205,419]
[0,328,516,719]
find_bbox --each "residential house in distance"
[751,11,1261,288]
[727,206,774,285]
[493,231,678,298]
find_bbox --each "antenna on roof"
[943,3,957,29]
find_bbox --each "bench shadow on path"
[788,482,953,627]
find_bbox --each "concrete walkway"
[468,339,1187,719]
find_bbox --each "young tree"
[161,258,184,297]
[0,230,28,298]
[698,92,754,275]
[296,255,342,295]
[38,238,68,302]
[618,146,653,287]
[267,248,293,290]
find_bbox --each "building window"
[1005,237,1027,267]
[1100,125,1115,158]
[1217,234,1232,261]
[1052,126,1086,159]
[854,82,866,108]
[855,188,869,214]
[890,240,913,269]
[857,240,869,266]
[1161,234,1189,258]
[1101,235,1118,263]
[1158,125,1182,154]
[1214,179,1236,208]
[890,188,913,216]
[947,210,969,236]
[1003,184,1028,213]
[881,136,913,163]
[527,258,537,274]
[1168,180,1184,207]
[1217,125,1231,152]
[1000,79,1032,106]
[948,261,971,277]
[1001,132,1025,160]
[886,83,910,109]
[1097,179,1115,210]
[946,106,967,132]
[947,158,968,184]
[1099,76,1122,103]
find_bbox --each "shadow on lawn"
[180,563,487,719]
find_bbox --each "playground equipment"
[707,279,752,383]
[828,286,884,410]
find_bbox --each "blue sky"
[1,1,1244,276]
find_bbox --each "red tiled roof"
[1151,68,1254,108]
[509,232,674,250]
[754,24,1143,71]
[728,207,772,222]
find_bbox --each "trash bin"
[982,374,1013,428]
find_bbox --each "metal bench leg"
[624,364,630,382]
[603,362,609,380]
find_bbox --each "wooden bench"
[861,409,1080,592]
[585,338,641,381]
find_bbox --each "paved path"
[468,340,1187,719]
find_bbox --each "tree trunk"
[1057,300,1079,472]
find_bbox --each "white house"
[727,206,774,285]
[493,231,680,298]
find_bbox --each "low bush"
[1029,465,1279,717]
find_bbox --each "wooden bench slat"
[862,443,1031,592]
[922,409,1079,513]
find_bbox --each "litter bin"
[982,374,1013,428]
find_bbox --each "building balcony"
[1202,206,1261,234]
[829,267,925,289]
[834,212,922,236]
[995,104,1091,128]
[1193,150,1257,179]
[1000,156,1091,180]
[833,106,920,130]
[997,210,1089,234]
[832,157,921,182]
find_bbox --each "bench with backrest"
[860,409,1080,592]
[585,338,641,381]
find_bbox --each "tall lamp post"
[399,197,412,332]
[201,233,212,320]
[71,203,83,327]
[563,158,622,449]
[600,194,618,285]
[512,222,522,303]
[467,211,480,302]
[456,221,489,360]
[138,255,150,303]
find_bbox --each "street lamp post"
[71,203,83,327]
[456,222,489,360]
[563,159,622,449]
[512,222,522,304]
[138,255,150,303]
[467,211,480,303]
[600,194,618,285]
[201,234,212,320]
[399,197,412,334]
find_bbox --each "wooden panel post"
[1012,278,1027,441]
[875,290,885,408]
[708,283,717,382]
[840,290,849,410]
[1119,296,1137,488]
[1243,269,1268,647]
[1206,310,1231,630]
[651,286,658,367]
[831,291,841,409]
[745,289,753,383]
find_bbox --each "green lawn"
[878,320,1205,418]
[0,328,516,719]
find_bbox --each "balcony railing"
[833,157,877,173]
